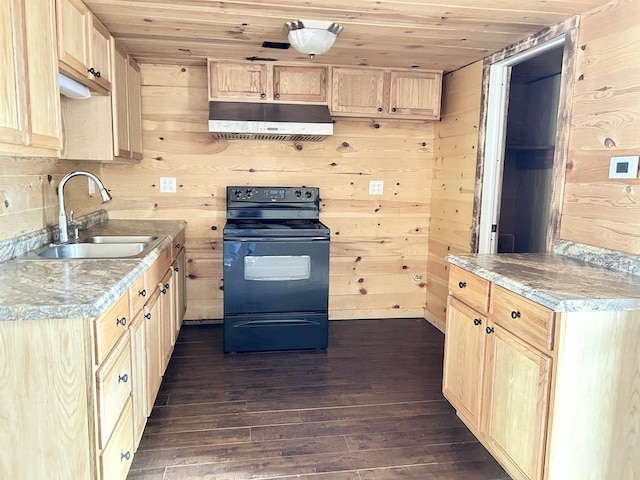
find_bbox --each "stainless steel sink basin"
[80,235,158,244]
[37,242,148,259]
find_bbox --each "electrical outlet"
[369,180,384,195]
[160,177,177,193]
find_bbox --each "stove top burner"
[223,218,330,237]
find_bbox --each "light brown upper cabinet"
[61,39,142,162]
[207,61,328,104]
[331,67,442,120]
[56,0,112,94]
[0,0,61,156]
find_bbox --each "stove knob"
[295,190,302,198]
[245,189,253,198]
[305,191,313,199]
[234,190,242,199]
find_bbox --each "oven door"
[223,236,329,315]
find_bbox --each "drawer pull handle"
[511,310,521,319]
[458,281,466,288]
[116,317,127,326]
[138,289,146,297]
[118,373,129,383]
[473,318,482,326]
[144,313,151,320]
[121,451,131,461]
[485,326,494,334]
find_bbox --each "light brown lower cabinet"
[0,235,187,479]
[443,264,640,480]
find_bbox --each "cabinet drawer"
[448,265,490,313]
[128,274,147,316]
[96,333,132,448]
[145,246,171,292]
[95,291,130,364]
[490,284,555,351]
[99,397,134,480]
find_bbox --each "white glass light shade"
[284,20,343,57]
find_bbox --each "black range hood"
[208,102,333,141]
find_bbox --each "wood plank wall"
[100,64,435,321]
[561,0,640,253]
[425,61,484,328]
[0,156,103,241]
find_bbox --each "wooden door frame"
[471,17,579,253]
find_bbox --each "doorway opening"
[477,26,576,254]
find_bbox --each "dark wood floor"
[127,319,510,480]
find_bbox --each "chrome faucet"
[57,171,112,243]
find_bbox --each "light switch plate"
[609,156,639,179]
[160,177,177,193]
[369,180,384,195]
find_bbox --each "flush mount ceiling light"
[283,20,343,58]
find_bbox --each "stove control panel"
[227,186,318,203]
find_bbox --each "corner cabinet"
[443,262,640,480]
[331,66,442,120]
[0,0,61,156]
[207,60,328,104]
[61,39,143,162]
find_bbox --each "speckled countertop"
[446,250,640,312]
[0,217,186,321]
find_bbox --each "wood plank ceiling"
[84,0,611,72]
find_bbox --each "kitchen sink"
[37,242,149,259]
[80,235,158,244]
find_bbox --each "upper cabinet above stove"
[207,61,328,104]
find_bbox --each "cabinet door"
[87,14,112,91]
[208,61,270,100]
[159,269,175,371]
[129,310,147,449]
[482,323,552,480]
[127,57,143,160]
[56,0,88,77]
[111,40,131,157]
[442,296,486,430]
[24,0,61,150]
[144,288,162,414]
[331,67,385,115]
[388,70,442,119]
[173,247,186,337]
[273,65,327,103]
[0,0,27,146]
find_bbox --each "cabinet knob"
[161,287,167,294]
[144,313,151,320]
[118,373,129,383]
[174,267,179,272]
[391,107,397,112]
[260,92,266,98]
[138,289,146,297]
[485,326,494,334]
[121,451,131,461]
[511,310,521,319]
[377,107,383,112]
[473,318,482,326]
[87,67,95,75]
[116,317,127,326]
[458,281,466,288]
[275,93,280,99]
[95,71,101,78]
[175,243,181,249]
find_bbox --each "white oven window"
[244,255,311,281]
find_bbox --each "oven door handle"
[223,236,329,242]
